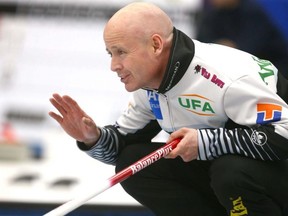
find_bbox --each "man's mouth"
[119,74,130,83]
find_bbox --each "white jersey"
[78,28,288,164]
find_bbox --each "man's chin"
[124,84,140,92]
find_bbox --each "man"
[49,2,288,216]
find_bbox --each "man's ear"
[151,34,163,54]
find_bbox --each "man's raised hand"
[49,93,100,147]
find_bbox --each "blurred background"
[0,0,287,215]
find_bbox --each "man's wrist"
[84,127,102,147]
[78,127,102,149]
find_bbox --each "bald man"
[49,2,288,216]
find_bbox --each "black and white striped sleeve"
[197,125,288,161]
[77,126,123,165]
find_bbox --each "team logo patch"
[256,103,282,124]
[147,90,163,120]
[250,130,267,146]
[178,94,215,116]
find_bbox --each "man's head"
[104,2,173,92]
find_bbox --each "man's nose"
[110,57,123,72]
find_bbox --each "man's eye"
[118,50,125,55]
[107,51,112,57]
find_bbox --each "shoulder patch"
[256,103,282,124]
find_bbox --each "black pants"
[115,143,288,216]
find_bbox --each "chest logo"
[194,65,225,89]
[147,90,163,120]
[178,94,215,116]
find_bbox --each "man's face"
[104,27,162,92]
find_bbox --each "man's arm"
[198,74,288,161]
[197,124,288,161]
[78,120,162,165]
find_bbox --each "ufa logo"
[178,94,215,116]
[256,103,282,124]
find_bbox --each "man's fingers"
[62,95,86,115]
[164,144,180,159]
[62,95,78,107]
[52,94,71,113]
[48,111,63,124]
[165,151,179,159]
[49,97,67,116]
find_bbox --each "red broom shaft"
[44,139,180,216]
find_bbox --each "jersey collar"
[157,27,195,94]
